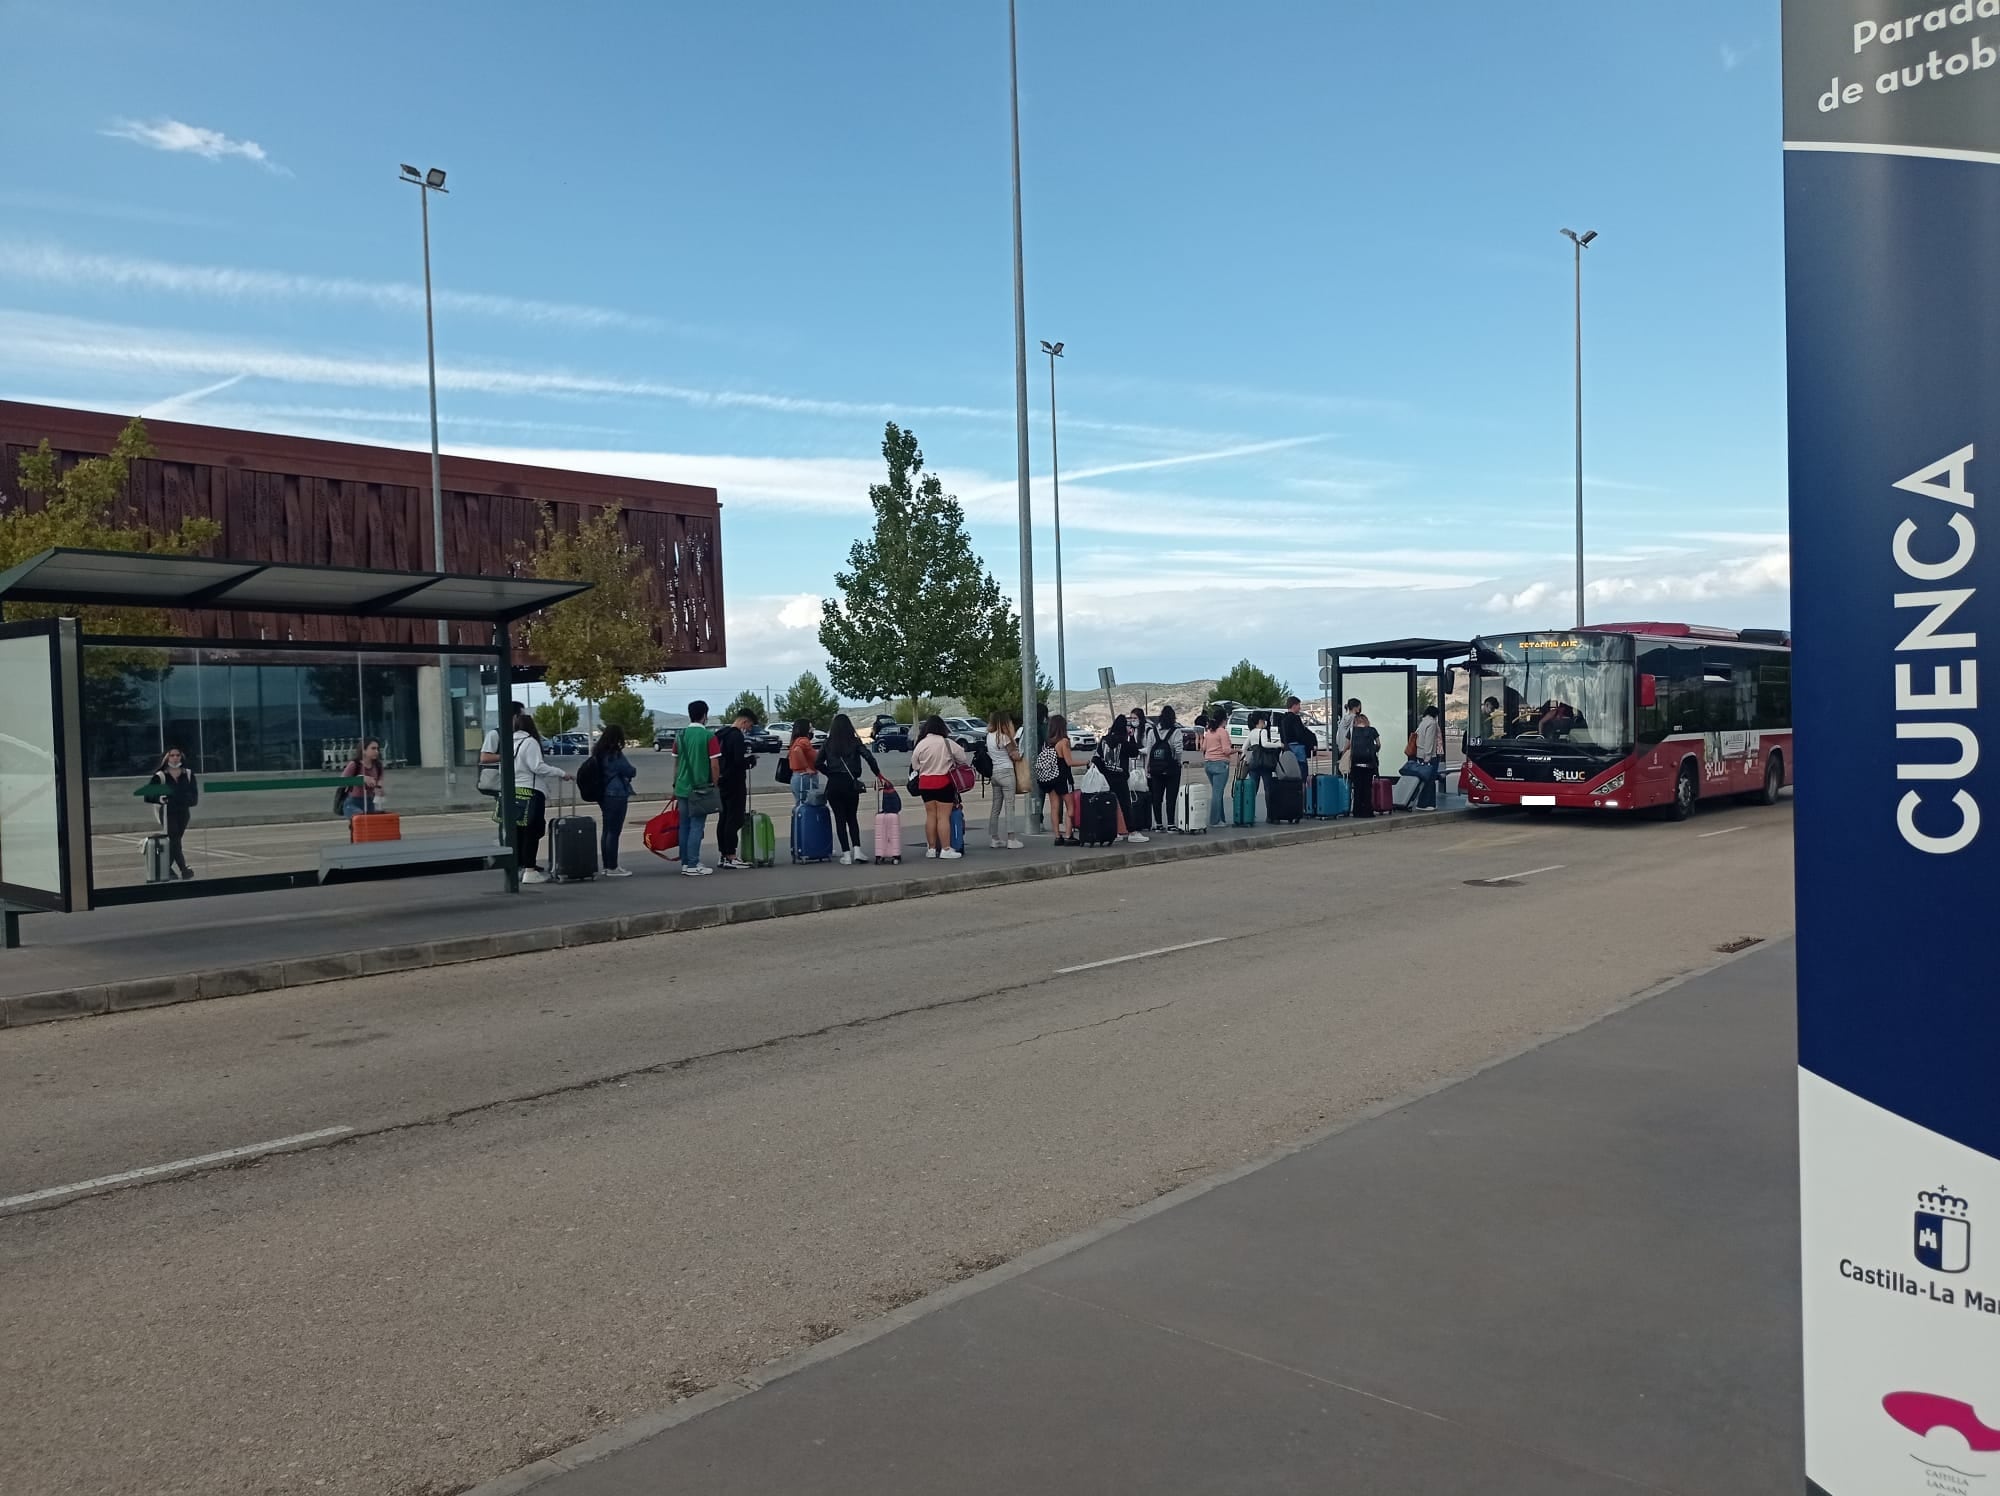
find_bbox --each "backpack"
[1034,744,1061,783]
[1147,727,1177,776]
[576,755,604,803]
[972,743,994,780]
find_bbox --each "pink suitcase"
[873,792,903,864]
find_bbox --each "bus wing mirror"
[1442,667,1456,696]
[1638,674,1657,708]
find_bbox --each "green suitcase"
[748,810,777,867]
[1232,777,1259,826]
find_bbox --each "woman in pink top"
[1200,712,1235,827]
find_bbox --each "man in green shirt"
[672,700,724,875]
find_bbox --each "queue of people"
[472,693,1447,887]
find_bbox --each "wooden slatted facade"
[0,401,726,667]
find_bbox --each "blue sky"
[0,0,1789,710]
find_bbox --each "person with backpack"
[1411,703,1445,810]
[817,713,885,865]
[714,709,757,870]
[1141,705,1182,830]
[1036,714,1076,843]
[477,700,524,800]
[910,715,972,859]
[1093,716,1149,844]
[673,701,724,876]
[985,711,1026,850]
[1348,711,1382,817]
[579,725,637,877]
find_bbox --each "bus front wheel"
[1666,763,1699,821]
[1743,751,1783,806]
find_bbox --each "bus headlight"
[1594,773,1626,796]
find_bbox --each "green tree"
[774,670,839,728]
[820,423,1009,712]
[598,686,656,742]
[533,699,580,737]
[1213,659,1290,707]
[517,504,663,704]
[1415,683,1436,712]
[722,688,767,725]
[8,419,221,633]
[964,655,1051,728]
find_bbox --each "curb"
[459,935,1790,1496]
[0,809,1471,1029]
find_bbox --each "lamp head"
[400,164,421,179]
[1041,340,1063,356]
[1579,229,1598,246]
[425,167,447,189]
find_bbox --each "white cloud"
[776,595,823,629]
[102,118,286,173]
[1484,548,1791,615]
[0,239,664,333]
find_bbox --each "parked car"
[653,728,676,751]
[943,716,985,749]
[1068,725,1099,753]
[744,724,782,753]
[866,714,900,743]
[873,723,913,752]
[545,731,589,756]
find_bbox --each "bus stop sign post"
[1783,8,1999,1490]
[1098,665,1115,721]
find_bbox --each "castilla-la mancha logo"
[1915,1187,1972,1275]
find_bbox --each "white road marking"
[0,1126,354,1210]
[1474,864,1567,885]
[1698,825,1748,839]
[1056,937,1228,975]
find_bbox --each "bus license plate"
[1521,795,1556,806]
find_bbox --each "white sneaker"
[1006,837,1024,849]
[838,850,853,865]
[1126,832,1150,844]
[720,857,751,870]
[925,848,939,859]
[604,866,633,878]
[940,848,963,859]
[696,864,715,876]
[680,866,704,877]
[519,869,548,884]
[990,838,1005,850]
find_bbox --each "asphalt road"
[0,800,1795,1496]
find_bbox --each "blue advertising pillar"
[1784,7,2000,1492]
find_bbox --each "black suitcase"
[1126,780,1152,832]
[1080,790,1121,846]
[548,796,598,882]
[1266,777,1305,824]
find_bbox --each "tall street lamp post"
[1040,339,1068,718]
[1007,0,1042,829]
[1560,226,1596,630]
[402,162,453,788]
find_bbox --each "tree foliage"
[964,655,1051,728]
[1213,659,1291,708]
[819,424,1010,711]
[7,419,222,634]
[722,688,767,725]
[774,670,838,728]
[599,686,656,742]
[533,699,580,737]
[517,504,662,704]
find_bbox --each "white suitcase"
[1174,780,1211,834]
[1393,770,1425,810]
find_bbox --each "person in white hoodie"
[511,712,571,884]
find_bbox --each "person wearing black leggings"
[148,746,199,879]
[816,713,883,865]
[1142,706,1182,829]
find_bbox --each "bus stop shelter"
[0,547,588,937]
[1319,637,1471,749]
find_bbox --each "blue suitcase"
[791,801,835,862]
[1231,777,1259,827]
[1310,774,1350,818]
[949,802,965,854]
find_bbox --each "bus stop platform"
[478,941,1803,1496]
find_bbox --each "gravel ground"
[0,802,1796,1495]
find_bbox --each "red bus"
[1459,623,1792,819]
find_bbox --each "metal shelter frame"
[0,547,590,940]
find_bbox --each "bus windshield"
[1469,635,1632,751]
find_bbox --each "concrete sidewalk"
[484,941,1803,1496]
[0,805,1470,1026]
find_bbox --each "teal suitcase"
[1232,777,1259,826]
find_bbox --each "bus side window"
[1757,660,1790,730]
